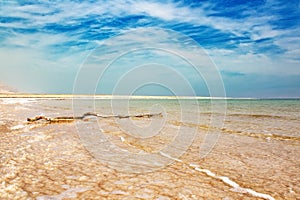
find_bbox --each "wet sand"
[0,97,299,199]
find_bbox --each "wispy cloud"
[0,0,299,97]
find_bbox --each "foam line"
[193,167,275,200]
[159,151,183,163]
[160,152,275,200]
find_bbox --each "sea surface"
[0,97,299,199]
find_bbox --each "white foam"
[194,167,275,200]
[10,124,25,130]
[111,190,128,195]
[189,163,199,168]
[159,151,183,163]
[195,167,216,177]
[120,136,125,142]
[219,176,240,188]
[1,98,36,105]
[243,188,275,200]
[160,152,275,200]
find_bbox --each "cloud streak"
[0,0,299,97]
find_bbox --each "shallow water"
[0,98,299,199]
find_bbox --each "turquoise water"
[69,98,300,138]
[223,99,300,138]
[67,98,300,173]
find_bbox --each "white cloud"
[274,30,300,61]
[132,1,195,21]
[209,50,300,76]
[0,0,299,95]
[250,25,284,40]
[0,0,295,45]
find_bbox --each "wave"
[227,113,298,120]
[219,127,300,142]
[199,112,299,121]
[168,120,300,142]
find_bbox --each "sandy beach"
[1,0,300,199]
[0,94,299,200]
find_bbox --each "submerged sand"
[0,96,299,200]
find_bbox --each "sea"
[0,97,299,199]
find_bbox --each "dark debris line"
[27,112,163,123]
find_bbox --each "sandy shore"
[0,97,299,199]
[0,94,251,99]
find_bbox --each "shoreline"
[1,93,299,100]
[0,93,239,99]
[0,97,299,199]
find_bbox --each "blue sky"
[0,0,299,97]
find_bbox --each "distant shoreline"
[0,93,233,99]
[0,94,299,100]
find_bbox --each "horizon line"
[0,93,299,100]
